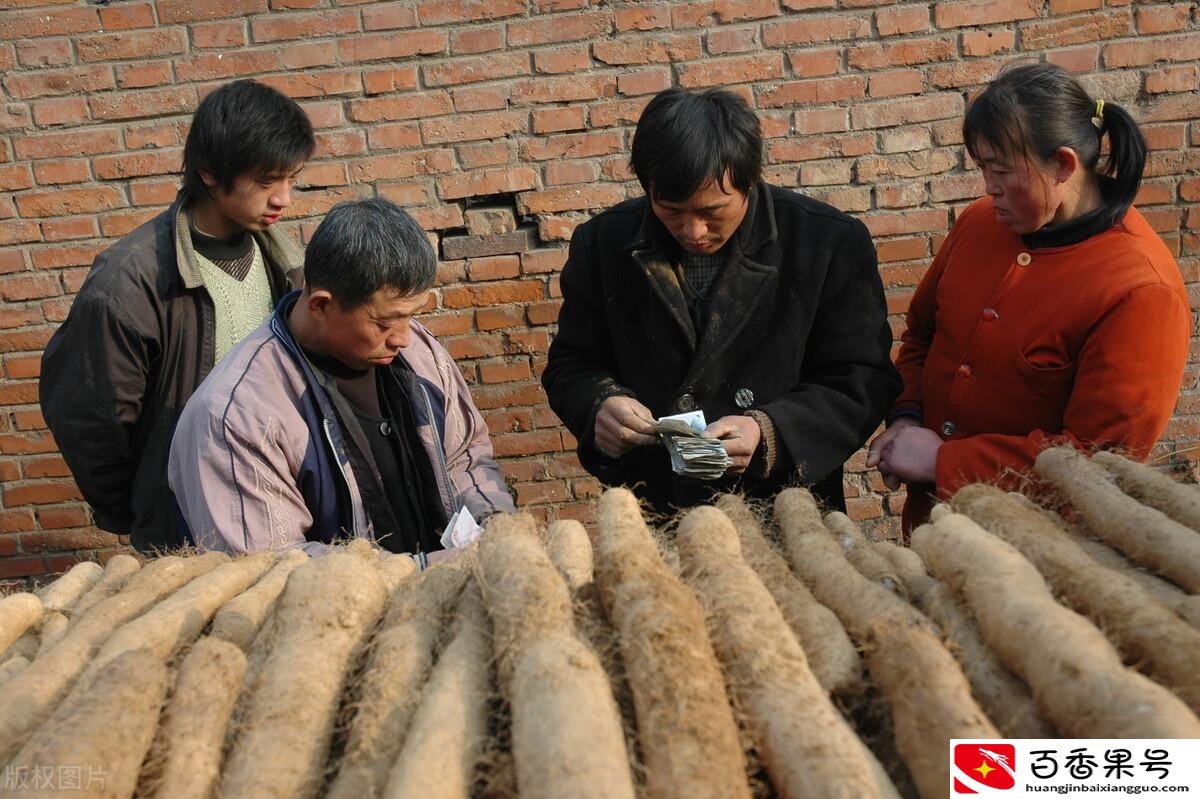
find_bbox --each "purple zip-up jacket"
[168,292,515,555]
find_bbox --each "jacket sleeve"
[756,217,903,482]
[934,282,1191,495]
[540,221,636,473]
[892,217,960,422]
[440,351,517,519]
[39,286,152,535]
[168,397,316,554]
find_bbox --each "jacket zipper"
[417,380,456,513]
[322,417,360,538]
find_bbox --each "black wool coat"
[541,182,902,512]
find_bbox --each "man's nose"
[272,180,293,209]
[682,216,706,240]
[386,326,410,350]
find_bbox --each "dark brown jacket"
[542,182,901,512]
[40,192,302,551]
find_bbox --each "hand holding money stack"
[653,412,731,480]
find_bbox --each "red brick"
[863,209,948,238]
[3,481,82,506]
[31,243,105,269]
[0,221,41,247]
[1046,46,1099,73]
[678,52,783,88]
[423,51,529,87]
[457,141,513,169]
[706,27,758,55]
[592,34,703,66]
[1146,66,1199,95]
[15,39,72,67]
[158,0,266,23]
[492,430,563,457]
[76,29,186,62]
[15,186,124,218]
[759,76,866,107]
[518,184,624,214]
[257,70,362,99]
[251,9,358,42]
[99,209,158,238]
[533,45,591,75]
[0,557,44,579]
[714,0,778,22]
[421,110,526,144]
[350,92,453,123]
[480,358,532,383]
[545,161,598,186]
[1049,0,1100,11]
[193,21,246,49]
[115,61,174,90]
[4,65,114,100]
[42,216,97,241]
[417,0,525,25]
[437,167,537,200]
[786,47,842,77]
[92,150,181,180]
[508,10,611,47]
[618,67,672,96]
[519,131,622,162]
[363,2,419,30]
[848,37,955,70]
[512,74,616,104]
[98,3,155,30]
[1137,4,1191,35]
[876,4,929,36]
[795,109,848,136]
[1105,35,1200,69]
[339,30,446,62]
[362,66,419,96]
[467,256,522,283]
[1021,9,1131,50]
[89,86,196,121]
[451,27,503,54]
[441,279,544,309]
[616,5,671,31]
[0,6,100,41]
[0,164,31,192]
[934,0,1040,28]
[0,105,32,133]
[851,93,962,130]
[522,250,568,276]
[451,85,510,113]
[532,107,587,134]
[366,123,420,151]
[175,51,282,82]
[761,15,870,47]
[129,180,179,207]
[962,30,1015,57]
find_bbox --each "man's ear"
[198,169,218,189]
[306,288,335,318]
[1053,146,1082,185]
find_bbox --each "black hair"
[181,79,315,200]
[630,87,762,202]
[304,198,436,309]
[963,62,1147,222]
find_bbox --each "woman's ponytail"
[1096,100,1148,220]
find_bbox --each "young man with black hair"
[40,79,315,552]
[542,87,902,512]
[169,198,515,558]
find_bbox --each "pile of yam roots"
[1,445,1199,799]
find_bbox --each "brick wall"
[1,0,1198,586]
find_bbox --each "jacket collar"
[628,183,779,365]
[171,190,305,290]
[628,181,776,260]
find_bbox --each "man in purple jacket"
[169,198,514,558]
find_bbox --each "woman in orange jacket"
[868,63,1192,531]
